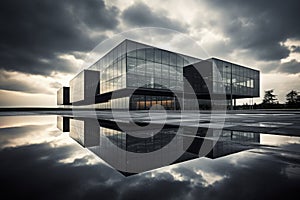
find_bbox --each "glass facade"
[95,97,129,110]
[212,58,259,97]
[129,95,180,110]
[206,130,260,158]
[87,39,200,95]
[125,40,199,91]
[65,39,260,110]
[85,39,201,110]
[100,126,178,153]
[89,41,127,94]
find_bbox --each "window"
[121,58,126,74]
[136,59,145,76]
[154,63,161,79]
[145,61,154,77]
[155,49,162,63]
[127,41,136,57]
[117,60,121,76]
[162,51,169,65]
[176,55,184,67]
[170,53,177,66]
[146,48,154,61]
[127,57,136,73]
[162,64,169,78]
[137,48,145,60]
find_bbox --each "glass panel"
[145,61,154,77]
[127,73,138,87]
[117,60,121,76]
[170,80,177,90]
[136,59,145,76]
[162,79,169,88]
[127,40,136,57]
[108,51,113,66]
[146,48,154,61]
[154,63,161,79]
[113,62,117,78]
[127,57,136,73]
[145,96,152,109]
[137,48,145,60]
[176,81,183,90]
[162,51,169,65]
[176,54,184,67]
[232,65,237,74]
[161,64,169,79]
[155,49,162,63]
[183,57,189,66]
[170,53,177,66]
[120,41,126,57]
[169,66,176,80]
[122,58,126,74]
[136,75,144,87]
[154,78,162,89]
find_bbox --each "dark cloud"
[0,125,42,147]
[277,59,300,74]
[73,0,119,30]
[291,45,300,53]
[0,70,60,94]
[0,0,119,76]
[206,0,300,62]
[119,172,193,200]
[0,74,36,94]
[122,2,188,32]
[0,143,122,199]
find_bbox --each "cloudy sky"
[0,0,299,107]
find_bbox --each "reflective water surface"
[1,115,300,199]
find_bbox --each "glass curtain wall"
[126,40,200,92]
[101,126,178,153]
[129,95,180,110]
[125,40,200,110]
[88,40,127,94]
[212,59,259,97]
[95,97,129,110]
[85,39,202,110]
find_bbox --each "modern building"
[57,86,70,105]
[57,39,259,110]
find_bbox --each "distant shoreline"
[0,107,299,113]
[0,107,72,111]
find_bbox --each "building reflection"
[185,129,260,159]
[57,116,260,176]
[57,116,70,132]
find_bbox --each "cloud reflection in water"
[0,115,299,199]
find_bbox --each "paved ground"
[108,110,300,136]
[1,109,300,136]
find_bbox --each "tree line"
[238,89,300,109]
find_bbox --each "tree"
[262,89,277,104]
[286,90,298,105]
[297,96,300,104]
